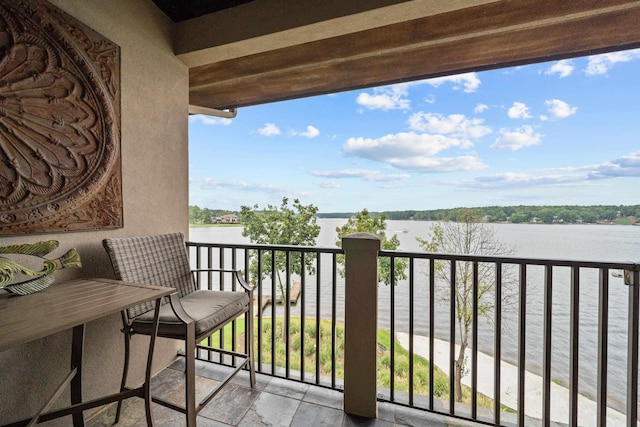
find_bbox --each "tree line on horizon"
[189,204,640,225]
[317,204,640,224]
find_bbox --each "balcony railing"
[187,236,640,427]
[187,241,344,389]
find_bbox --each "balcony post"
[342,232,381,418]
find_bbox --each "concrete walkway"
[396,333,627,427]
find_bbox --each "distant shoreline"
[190,218,639,226]
[189,223,242,227]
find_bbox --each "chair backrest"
[102,232,196,319]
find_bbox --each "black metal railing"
[187,240,640,426]
[187,241,344,390]
[379,249,640,427]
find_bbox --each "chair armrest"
[191,268,253,292]
[166,292,195,325]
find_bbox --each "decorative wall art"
[0,0,122,235]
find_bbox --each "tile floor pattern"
[87,359,480,427]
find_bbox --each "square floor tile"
[199,383,260,425]
[291,401,345,427]
[238,391,301,426]
[302,386,343,410]
[264,376,309,400]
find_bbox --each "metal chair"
[102,232,255,426]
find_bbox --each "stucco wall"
[0,0,188,424]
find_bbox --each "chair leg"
[246,310,256,387]
[185,323,197,427]
[115,330,131,424]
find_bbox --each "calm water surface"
[190,220,640,413]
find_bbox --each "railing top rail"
[186,240,344,254]
[379,249,639,270]
[187,241,637,270]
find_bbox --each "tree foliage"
[416,208,518,402]
[317,204,640,224]
[239,197,320,297]
[189,205,235,224]
[335,209,408,286]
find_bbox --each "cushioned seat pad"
[132,290,250,339]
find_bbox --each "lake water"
[190,220,640,413]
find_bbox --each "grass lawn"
[207,316,502,410]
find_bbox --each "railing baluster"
[494,262,502,426]
[300,251,306,382]
[569,266,580,427]
[543,265,553,427]
[626,268,639,427]
[390,256,396,402]
[471,261,479,419]
[429,257,435,411]
[331,252,337,389]
[315,253,322,385]
[218,247,225,363]
[409,257,415,407]
[257,249,263,372]
[232,248,237,366]
[518,263,527,427]
[285,251,291,378]
[450,260,456,415]
[271,249,276,376]
[597,268,608,427]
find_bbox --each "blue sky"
[189,48,640,213]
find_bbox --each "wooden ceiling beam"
[189,0,640,109]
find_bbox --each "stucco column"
[342,232,381,418]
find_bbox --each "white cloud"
[545,60,574,78]
[310,169,379,179]
[317,181,340,189]
[424,94,436,104]
[587,151,640,179]
[342,132,485,173]
[310,169,410,182]
[545,99,577,119]
[291,125,320,138]
[189,115,232,126]
[408,112,491,139]
[193,177,286,193]
[258,123,281,136]
[491,125,542,150]
[356,84,411,111]
[344,132,470,160]
[424,72,481,93]
[367,173,411,182]
[474,103,489,113]
[452,151,640,190]
[507,102,532,119]
[456,172,584,189]
[585,49,640,75]
[388,156,486,172]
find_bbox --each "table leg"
[71,324,85,427]
[143,297,163,427]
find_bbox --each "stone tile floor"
[87,359,480,427]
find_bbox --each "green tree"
[335,209,408,286]
[189,205,205,224]
[416,208,517,402]
[240,198,321,337]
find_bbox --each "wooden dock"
[274,281,301,304]
[252,281,301,315]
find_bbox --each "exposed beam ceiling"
[177,0,640,110]
[151,0,255,22]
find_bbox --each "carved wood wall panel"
[0,0,121,235]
